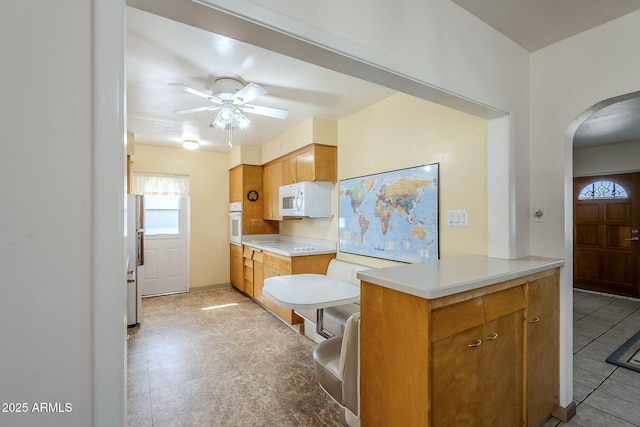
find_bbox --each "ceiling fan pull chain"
[228,124,233,148]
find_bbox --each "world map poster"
[338,164,439,263]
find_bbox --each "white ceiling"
[451,0,640,52]
[126,1,640,152]
[126,7,395,152]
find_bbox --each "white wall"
[0,1,125,426]
[242,0,532,256]
[531,8,640,410]
[574,140,640,176]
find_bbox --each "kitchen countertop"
[242,235,337,257]
[357,255,564,299]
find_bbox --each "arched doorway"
[571,91,640,297]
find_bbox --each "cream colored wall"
[262,117,338,163]
[132,144,230,288]
[281,93,488,267]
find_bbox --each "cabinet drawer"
[253,250,264,262]
[431,297,484,342]
[264,253,291,273]
[482,286,526,322]
[243,246,254,259]
[244,258,253,269]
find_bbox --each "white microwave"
[279,181,333,218]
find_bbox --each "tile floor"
[128,286,640,427]
[127,286,348,427]
[548,290,640,427]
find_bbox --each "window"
[578,180,629,200]
[144,195,181,235]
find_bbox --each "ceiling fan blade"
[169,83,222,104]
[174,105,221,115]
[232,82,268,104]
[243,104,289,119]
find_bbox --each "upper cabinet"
[229,164,279,235]
[229,166,243,203]
[281,144,337,184]
[263,144,336,220]
[263,162,283,221]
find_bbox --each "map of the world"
[338,164,439,263]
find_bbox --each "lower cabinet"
[231,244,335,325]
[526,274,560,426]
[261,251,335,325]
[230,244,243,292]
[360,268,560,427]
[432,311,524,427]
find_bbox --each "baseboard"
[190,283,232,292]
[552,401,577,422]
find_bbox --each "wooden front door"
[573,173,640,297]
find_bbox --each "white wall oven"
[229,202,242,245]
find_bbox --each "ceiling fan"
[169,77,289,131]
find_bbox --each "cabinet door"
[230,244,244,291]
[295,148,315,182]
[311,145,337,182]
[229,166,242,203]
[282,156,297,185]
[263,162,282,220]
[481,312,523,427]
[431,312,523,427]
[253,257,264,303]
[526,274,559,427]
[432,325,484,426]
[244,258,254,297]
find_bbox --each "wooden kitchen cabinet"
[261,251,335,325]
[243,246,254,297]
[253,251,264,303]
[360,268,559,427]
[229,166,243,203]
[229,164,279,234]
[262,162,282,221]
[526,274,560,427]
[280,144,337,185]
[230,243,244,292]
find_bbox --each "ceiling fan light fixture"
[182,139,200,150]
[235,110,251,130]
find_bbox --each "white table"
[263,273,360,338]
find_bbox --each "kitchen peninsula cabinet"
[526,274,560,427]
[358,256,563,427]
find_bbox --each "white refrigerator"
[126,194,144,326]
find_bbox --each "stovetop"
[244,239,336,257]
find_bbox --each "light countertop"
[357,255,564,299]
[242,234,337,257]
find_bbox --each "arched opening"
[570,91,640,298]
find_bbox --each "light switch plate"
[447,210,468,227]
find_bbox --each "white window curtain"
[131,173,190,196]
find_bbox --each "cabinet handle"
[485,333,498,340]
[530,317,540,323]
[468,340,482,348]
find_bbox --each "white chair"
[312,312,360,426]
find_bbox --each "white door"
[140,195,189,296]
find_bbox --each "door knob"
[625,237,639,241]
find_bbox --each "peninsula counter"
[356,255,565,427]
